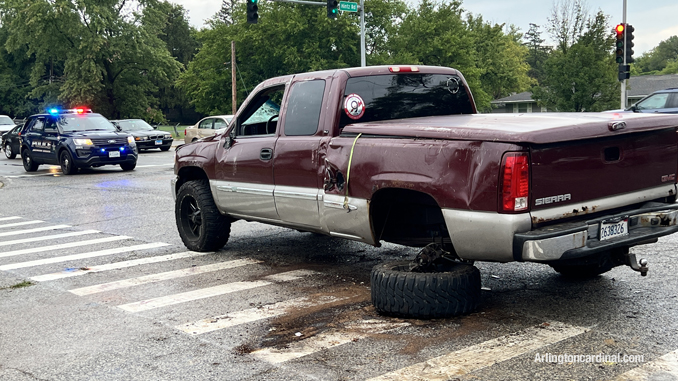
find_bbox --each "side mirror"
[153,124,158,129]
[115,125,122,132]
[224,129,236,148]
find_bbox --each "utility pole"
[232,41,237,114]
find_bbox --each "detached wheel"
[120,161,136,171]
[4,143,16,159]
[175,179,231,251]
[21,149,39,172]
[59,150,77,175]
[371,260,481,319]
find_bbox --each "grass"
[154,125,190,139]
[0,280,34,290]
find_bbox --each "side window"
[30,118,45,133]
[637,93,669,110]
[44,119,58,134]
[237,85,285,137]
[199,119,213,129]
[283,80,326,136]
[214,119,228,130]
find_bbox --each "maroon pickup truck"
[172,65,678,319]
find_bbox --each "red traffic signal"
[615,24,625,36]
[614,23,625,64]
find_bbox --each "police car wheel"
[4,143,16,159]
[120,161,136,171]
[21,149,38,172]
[59,150,77,175]
[176,180,231,252]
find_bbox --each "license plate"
[600,219,628,241]
[108,151,120,158]
[155,140,162,145]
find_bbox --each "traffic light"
[247,0,258,24]
[614,23,625,64]
[625,24,635,63]
[327,0,338,19]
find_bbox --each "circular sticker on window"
[344,93,365,120]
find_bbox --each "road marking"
[366,322,588,381]
[119,269,316,313]
[135,164,173,168]
[69,258,262,295]
[0,217,21,222]
[0,225,71,238]
[31,251,213,282]
[177,295,354,335]
[0,230,100,247]
[0,242,170,271]
[251,320,410,364]
[0,220,43,229]
[0,236,130,259]
[613,349,678,380]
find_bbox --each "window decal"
[344,93,365,120]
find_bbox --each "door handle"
[260,148,273,160]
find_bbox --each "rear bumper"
[514,202,678,262]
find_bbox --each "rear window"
[339,74,474,128]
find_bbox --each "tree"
[634,36,678,74]
[523,23,551,84]
[532,4,618,112]
[178,1,360,115]
[0,0,182,122]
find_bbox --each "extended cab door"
[213,84,286,221]
[272,78,329,228]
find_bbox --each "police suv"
[19,108,138,174]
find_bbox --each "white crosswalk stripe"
[366,322,588,381]
[31,251,214,282]
[118,269,316,313]
[0,220,43,229]
[0,242,170,270]
[0,230,100,247]
[69,258,262,295]
[0,217,21,222]
[613,349,678,380]
[0,236,131,259]
[0,225,71,237]
[177,295,355,335]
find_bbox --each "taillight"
[184,129,187,136]
[500,152,530,212]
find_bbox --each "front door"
[214,84,285,221]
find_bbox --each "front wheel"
[120,161,136,171]
[371,260,481,319]
[4,143,16,159]
[21,149,39,172]
[59,150,78,175]
[175,180,231,251]
[160,146,171,152]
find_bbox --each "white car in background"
[0,115,17,135]
[184,115,233,144]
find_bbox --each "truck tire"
[176,179,231,252]
[549,250,621,279]
[371,260,481,319]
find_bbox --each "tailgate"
[530,129,678,219]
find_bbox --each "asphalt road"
[0,147,677,381]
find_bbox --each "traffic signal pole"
[621,0,627,109]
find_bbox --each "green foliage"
[532,10,618,112]
[634,36,678,74]
[0,0,182,122]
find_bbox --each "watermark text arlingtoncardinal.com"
[534,353,644,365]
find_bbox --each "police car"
[19,108,138,174]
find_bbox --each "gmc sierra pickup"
[172,65,678,318]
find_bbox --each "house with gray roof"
[490,74,678,113]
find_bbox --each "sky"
[172,0,678,56]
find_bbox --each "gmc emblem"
[661,174,676,182]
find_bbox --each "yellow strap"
[344,133,362,210]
